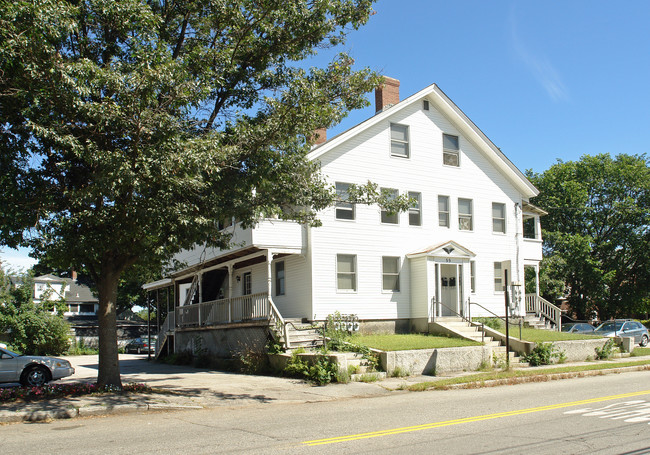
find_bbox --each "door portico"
[407,241,475,322]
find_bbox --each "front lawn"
[518,328,602,343]
[349,333,480,351]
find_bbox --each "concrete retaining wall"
[380,345,493,375]
[175,324,269,357]
[552,338,612,362]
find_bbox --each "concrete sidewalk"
[1,353,649,423]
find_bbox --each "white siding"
[310,99,532,320]
[272,255,311,319]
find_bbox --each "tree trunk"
[96,266,123,387]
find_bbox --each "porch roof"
[522,201,548,216]
[406,240,476,259]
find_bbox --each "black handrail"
[468,301,522,340]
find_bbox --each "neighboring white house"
[33,273,99,317]
[145,78,545,352]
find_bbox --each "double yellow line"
[303,389,650,446]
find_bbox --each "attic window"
[423,100,429,111]
[443,133,460,167]
[390,123,409,158]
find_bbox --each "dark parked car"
[125,338,155,354]
[594,320,649,346]
[561,322,595,334]
[0,347,75,386]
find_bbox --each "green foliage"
[0,0,384,386]
[529,154,650,319]
[66,339,99,356]
[0,269,71,356]
[390,366,410,378]
[595,339,617,360]
[283,350,339,386]
[522,342,566,366]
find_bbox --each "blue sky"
[2,0,649,271]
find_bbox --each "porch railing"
[176,292,272,328]
[525,294,562,331]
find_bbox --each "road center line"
[302,389,650,446]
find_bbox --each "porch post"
[198,272,203,325]
[535,265,540,296]
[227,264,233,323]
[266,250,273,317]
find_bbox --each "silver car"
[594,320,649,347]
[0,347,75,387]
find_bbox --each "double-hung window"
[438,195,450,227]
[390,123,409,158]
[470,261,476,293]
[337,254,357,291]
[408,192,421,226]
[335,182,355,220]
[242,272,252,295]
[458,198,473,231]
[275,261,285,296]
[382,256,400,292]
[492,203,506,233]
[381,188,399,224]
[443,133,460,166]
[493,263,503,292]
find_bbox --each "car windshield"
[561,324,575,332]
[0,348,21,357]
[596,322,624,332]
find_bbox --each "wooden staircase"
[283,319,324,349]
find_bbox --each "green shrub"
[283,350,338,385]
[522,342,565,366]
[390,366,410,377]
[2,304,71,356]
[595,339,617,360]
[66,339,98,355]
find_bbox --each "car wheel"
[20,365,50,387]
[641,335,649,347]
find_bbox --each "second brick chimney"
[312,127,327,146]
[375,77,400,113]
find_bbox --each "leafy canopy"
[0,0,386,386]
[529,154,650,319]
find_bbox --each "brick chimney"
[71,270,77,281]
[312,127,327,146]
[375,77,400,113]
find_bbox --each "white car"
[0,347,75,387]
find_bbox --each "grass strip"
[349,334,480,351]
[408,359,650,392]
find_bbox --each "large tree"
[528,154,650,320]
[0,0,383,386]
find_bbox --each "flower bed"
[0,382,151,403]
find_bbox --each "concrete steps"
[433,317,527,368]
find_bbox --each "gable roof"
[407,240,476,259]
[308,83,538,198]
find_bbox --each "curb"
[0,401,205,423]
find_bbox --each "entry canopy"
[406,241,476,259]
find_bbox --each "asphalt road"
[2,369,649,454]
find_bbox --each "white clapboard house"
[145,78,552,356]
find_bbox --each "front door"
[440,264,458,316]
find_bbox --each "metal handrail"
[431,298,485,344]
[468,301,522,340]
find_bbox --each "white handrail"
[525,294,562,331]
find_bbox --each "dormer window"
[390,123,409,158]
[443,133,460,167]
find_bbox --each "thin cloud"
[509,5,568,102]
